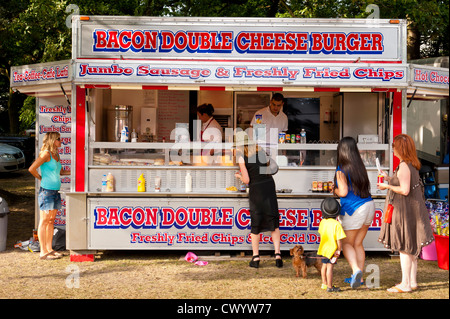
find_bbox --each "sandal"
[326,286,341,292]
[387,285,411,293]
[274,253,283,268]
[249,255,260,268]
[50,250,64,257]
[39,252,52,260]
[396,282,417,291]
[40,254,62,260]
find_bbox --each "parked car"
[0,143,26,173]
[0,135,35,167]
[23,121,36,137]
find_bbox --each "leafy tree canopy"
[0,0,448,133]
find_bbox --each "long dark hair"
[334,136,371,198]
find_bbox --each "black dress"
[244,150,280,235]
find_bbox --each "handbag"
[384,204,394,224]
[258,151,279,175]
[266,156,279,175]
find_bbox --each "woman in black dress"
[235,132,282,268]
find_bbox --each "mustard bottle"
[138,174,146,192]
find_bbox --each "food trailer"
[10,16,449,260]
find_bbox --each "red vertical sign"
[75,86,86,192]
[392,91,402,170]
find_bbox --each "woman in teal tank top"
[29,132,70,260]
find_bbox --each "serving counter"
[66,142,389,252]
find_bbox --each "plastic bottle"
[185,172,192,192]
[155,176,161,192]
[101,174,107,192]
[131,129,137,142]
[300,129,306,144]
[106,172,114,192]
[137,174,146,192]
[120,126,129,142]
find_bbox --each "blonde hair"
[40,132,60,155]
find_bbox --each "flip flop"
[387,285,412,293]
[40,254,62,260]
[350,270,363,289]
[39,252,52,260]
[50,250,64,257]
[396,283,417,291]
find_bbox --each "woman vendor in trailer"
[197,103,223,142]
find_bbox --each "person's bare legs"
[353,225,370,270]
[342,229,362,274]
[342,225,369,272]
[251,233,260,261]
[388,251,415,292]
[410,256,418,289]
[45,209,57,253]
[271,228,281,259]
[38,209,56,257]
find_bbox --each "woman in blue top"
[29,132,70,260]
[332,137,375,289]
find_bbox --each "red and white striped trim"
[79,84,401,93]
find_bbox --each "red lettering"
[106,30,119,49]
[160,31,174,51]
[296,33,308,51]
[161,208,175,227]
[347,33,359,51]
[95,207,108,226]
[94,30,108,49]
[108,207,120,226]
[311,33,323,51]
[131,30,144,50]
[119,30,131,49]
[143,31,158,50]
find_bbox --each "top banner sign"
[74,17,406,62]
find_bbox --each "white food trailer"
[10,16,449,261]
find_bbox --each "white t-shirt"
[201,117,223,142]
[250,106,288,146]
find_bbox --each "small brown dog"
[290,245,322,278]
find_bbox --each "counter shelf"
[87,142,389,196]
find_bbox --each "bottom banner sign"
[88,197,386,251]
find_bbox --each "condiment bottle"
[300,129,306,143]
[138,174,146,192]
[102,174,107,192]
[185,172,192,192]
[106,172,114,192]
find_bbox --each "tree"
[277,0,449,59]
[0,0,448,133]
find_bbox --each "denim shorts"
[38,187,62,211]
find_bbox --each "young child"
[317,197,346,292]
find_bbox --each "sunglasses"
[56,137,61,141]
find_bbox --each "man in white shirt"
[250,93,288,149]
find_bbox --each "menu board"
[157,90,189,141]
[37,96,72,228]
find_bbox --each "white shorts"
[340,200,375,231]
